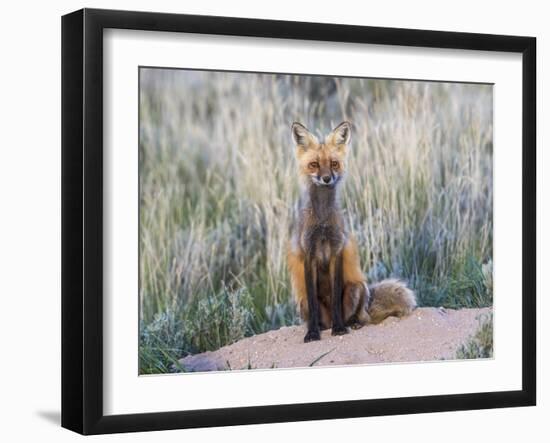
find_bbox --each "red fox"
[287,121,417,342]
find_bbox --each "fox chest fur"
[298,185,347,269]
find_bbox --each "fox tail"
[367,279,417,324]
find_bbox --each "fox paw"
[350,320,365,330]
[304,330,321,343]
[331,325,349,336]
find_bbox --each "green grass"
[456,313,494,359]
[139,70,493,374]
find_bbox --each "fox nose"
[322,175,331,184]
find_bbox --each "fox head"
[291,121,351,188]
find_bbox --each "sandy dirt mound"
[178,307,492,372]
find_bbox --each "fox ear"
[292,122,318,149]
[328,121,351,147]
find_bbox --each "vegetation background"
[139,68,493,374]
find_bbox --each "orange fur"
[342,236,365,284]
[287,244,307,317]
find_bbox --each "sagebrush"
[456,313,494,359]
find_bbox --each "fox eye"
[308,162,319,169]
[331,161,339,169]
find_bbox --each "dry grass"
[138,69,493,373]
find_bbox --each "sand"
[178,307,492,372]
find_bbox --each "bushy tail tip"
[367,279,417,324]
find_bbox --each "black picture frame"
[61,8,536,435]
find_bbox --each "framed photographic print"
[61,8,536,435]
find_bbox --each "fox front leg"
[330,253,348,336]
[303,255,321,342]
